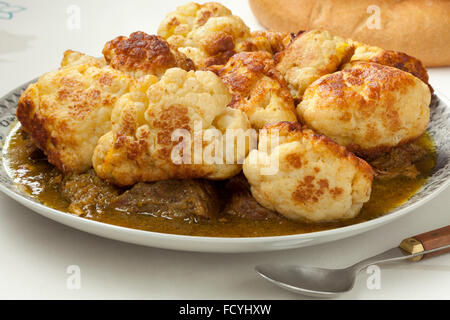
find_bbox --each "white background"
[0,0,449,299]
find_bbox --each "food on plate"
[274,30,354,101]
[345,40,431,90]
[369,136,434,180]
[209,51,297,129]
[243,122,374,222]
[157,2,254,69]
[61,49,106,68]
[8,122,436,236]
[222,173,282,221]
[298,62,431,158]
[103,31,195,78]
[9,2,437,237]
[17,50,133,173]
[249,30,293,55]
[112,179,221,219]
[93,67,251,186]
[60,169,121,216]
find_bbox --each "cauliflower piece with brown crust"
[298,62,431,159]
[275,30,354,101]
[243,122,374,223]
[209,51,298,129]
[93,68,252,186]
[249,30,293,55]
[17,50,133,173]
[102,31,195,78]
[61,50,106,68]
[158,2,254,69]
[344,40,431,91]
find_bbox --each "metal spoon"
[255,226,450,298]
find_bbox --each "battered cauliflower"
[345,40,431,90]
[209,51,297,130]
[17,50,133,173]
[275,30,354,101]
[61,50,106,68]
[298,62,431,159]
[93,68,252,186]
[157,2,254,69]
[249,30,293,55]
[243,122,374,222]
[103,31,195,78]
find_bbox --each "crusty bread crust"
[249,0,450,67]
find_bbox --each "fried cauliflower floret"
[93,68,252,186]
[248,30,293,55]
[157,2,253,69]
[243,122,373,222]
[17,51,133,173]
[298,62,431,159]
[275,30,354,101]
[344,40,431,90]
[102,31,195,78]
[61,50,106,68]
[209,51,297,129]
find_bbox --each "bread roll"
[249,0,450,67]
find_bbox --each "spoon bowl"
[255,243,450,297]
[255,264,356,298]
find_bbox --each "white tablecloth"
[0,0,448,299]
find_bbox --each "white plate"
[0,81,449,253]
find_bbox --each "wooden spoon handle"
[399,225,450,261]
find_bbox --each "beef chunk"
[370,140,429,179]
[60,170,121,217]
[222,174,281,221]
[111,179,220,219]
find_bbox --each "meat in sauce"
[112,180,221,220]
[5,128,437,237]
